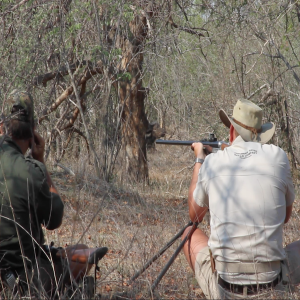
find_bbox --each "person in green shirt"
[0,90,108,298]
[0,90,65,296]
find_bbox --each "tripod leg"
[129,221,193,283]
[150,223,198,292]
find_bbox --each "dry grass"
[43,144,300,299]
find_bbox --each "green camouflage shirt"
[0,136,64,270]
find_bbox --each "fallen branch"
[55,162,75,176]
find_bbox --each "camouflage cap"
[6,90,34,124]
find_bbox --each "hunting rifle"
[156,133,229,152]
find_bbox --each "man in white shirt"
[182,99,297,298]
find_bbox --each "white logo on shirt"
[234,149,257,159]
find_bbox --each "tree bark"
[120,81,149,182]
[117,14,150,182]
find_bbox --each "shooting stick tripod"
[130,221,198,293]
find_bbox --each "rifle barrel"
[156,139,229,148]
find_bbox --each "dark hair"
[6,119,33,140]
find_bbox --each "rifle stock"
[56,246,108,264]
[55,245,108,281]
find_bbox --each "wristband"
[195,158,205,164]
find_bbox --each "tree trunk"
[120,80,149,182]
[117,14,150,182]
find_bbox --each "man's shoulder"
[205,140,288,167]
[231,138,287,158]
[262,142,286,153]
[259,142,288,162]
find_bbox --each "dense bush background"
[1,0,300,298]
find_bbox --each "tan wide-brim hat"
[219,99,275,144]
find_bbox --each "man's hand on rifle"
[191,142,213,158]
[191,142,205,159]
[30,130,45,164]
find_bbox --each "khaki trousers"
[194,247,297,299]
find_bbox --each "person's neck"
[229,129,239,144]
[12,138,30,155]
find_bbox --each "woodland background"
[1,0,300,299]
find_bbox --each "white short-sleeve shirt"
[193,136,295,284]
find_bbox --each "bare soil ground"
[46,145,300,299]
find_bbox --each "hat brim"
[219,109,275,144]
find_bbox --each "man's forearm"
[188,163,202,204]
[285,204,293,224]
[188,143,208,222]
[188,162,207,222]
